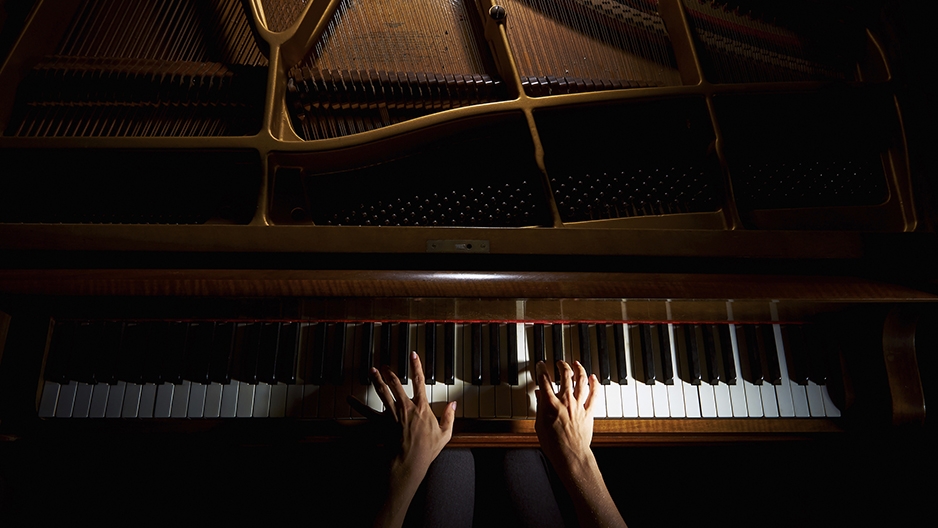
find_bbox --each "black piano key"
[329,322,347,385]
[209,322,235,384]
[680,325,701,385]
[760,324,782,385]
[782,325,809,385]
[397,322,410,384]
[577,323,592,376]
[613,323,627,384]
[700,324,721,384]
[163,321,189,385]
[379,323,392,368]
[551,324,564,380]
[70,322,102,384]
[360,322,375,385]
[118,322,148,385]
[45,320,74,384]
[308,322,327,385]
[804,324,829,384]
[595,323,611,385]
[718,325,737,384]
[97,321,124,385]
[137,322,162,384]
[655,324,674,385]
[236,322,262,384]
[256,322,281,384]
[276,322,300,385]
[184,321,214,384]
[471,323,482,386]
[507,323,519,386]
[741,325,763,385]
[424,323,436,384]
[489,323,501,386]
[637,324,657,384]
[443,322,456,385]
[533,323,546,364]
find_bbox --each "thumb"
[439,401,457,439]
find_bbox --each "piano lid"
[0,0,927,256]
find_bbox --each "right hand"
[534,360,598,469]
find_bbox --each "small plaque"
[426,240,490,253]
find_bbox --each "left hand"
[348,352,456,481]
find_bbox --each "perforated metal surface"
[551,165,718,222]
[733,158,888,210]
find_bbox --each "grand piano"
[0,0,932,525]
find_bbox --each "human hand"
[348,352,456,486]
[534,360,598,471]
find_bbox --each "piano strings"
[6,0,267,137]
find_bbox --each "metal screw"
[489,5,506,21]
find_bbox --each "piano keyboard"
[37,315,841,421]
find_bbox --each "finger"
[558,360,574,396]
[347,395,380,419]
[573,361,589,402]
[583,374,599,416]
[439,401,456,440]
[371,367,398,420]
[382,365,409,408]
[535,362,560,406]
[410,351,427,406]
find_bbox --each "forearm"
[553,450,628,528]
[373,461,427,528]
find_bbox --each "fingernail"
[370,367,377,374]
[411,351,417,359]
[450,401,457,410]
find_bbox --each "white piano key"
[138,383,157,418]
[105,381,126,418]
[351,326,372,417]
[89,383,109,418]
[170,381,191,418]
[805,381,825,417]
[770,320,796,417]
[188,383,206,418]
[318,383,336,419]
[671,325,702,418]
[726,323,751,417]
[38,381,60,418]
[697,383,717,418]
[448,324,464,418]
[790,383,811,417]
[120,383,142,418]
[516,323,535,418]
[462,324,480,418]
[269,383,288,418]
[478,378,496,419]
[402,325,418,402]
[760,385,779,418]
[651,381,670,418]
[333,324,357,419]
[618,323,639,418]
[665,324,687,418]
[220,382,240,417]
[252,382,271,417]
[820,384,841,417]
[713,382,733,417]
[586,324,607,418]
[55,380,78,418]
[285,384,304,417]
[495,324,512,418]
[204,383,223,418]
[72,383,94,418]
[236,381,254,417]
[302,383,320,417]
[154,384,174,418]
